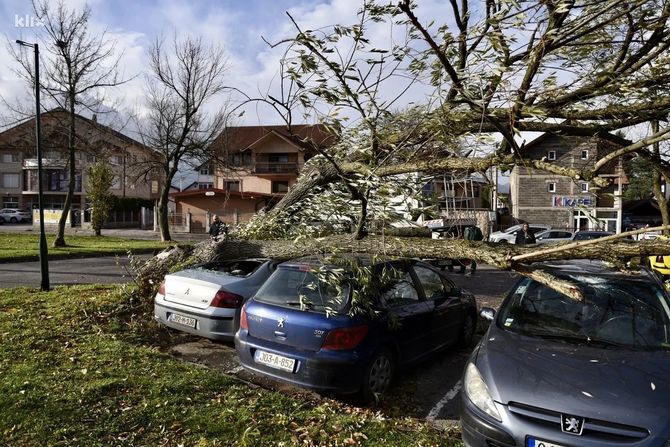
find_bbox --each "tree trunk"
[53,98,77,248]
[158,185,171,242]
[651,121,670,235]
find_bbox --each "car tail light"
[211,290,244,308]
[158,281,165,295]
[240,306,248,330]
[321,325,369,350]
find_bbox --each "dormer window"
[547,150,556,161]
[581,150,589,160]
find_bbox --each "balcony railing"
[253,162,298,174]
[23,158,68,169]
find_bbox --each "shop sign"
[552,196,592,207]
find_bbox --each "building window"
[225,181,240,192]
[2,173,20,188]
[580,182,589,192]
[581,150,589,160]
[230,152,252,167]
[272,181,289,193]
[109,155,123,165]
[3,196,18,208]
[547,150,556,161]
[547,182,556,193]
[198,183,213,190]
[86,155,96,163]
[268,154,290,163]
[151,180,159,193]
[199,165,211,175]
[111,176,121,190]
[1,153,19,163]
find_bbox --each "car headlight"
[464,362,502,422]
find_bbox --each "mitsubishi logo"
[184,288,190,295]
[561,414,585,435]
[277,317,286,328]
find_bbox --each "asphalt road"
[0,254,151,288]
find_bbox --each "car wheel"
[360,349,394,404]
[459,312,477,347]
[10,217,17,224]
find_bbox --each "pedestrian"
[209,215,228,239]
[463,225,484,275]
[515,223,536,245]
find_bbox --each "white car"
[0,208,32,223]
[489,224,551,244]
[535,229,574,244]
[154,258,277,341]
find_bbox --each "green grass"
[0,285,459,446]
[0,233,171,262]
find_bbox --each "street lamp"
[16,39,50,291]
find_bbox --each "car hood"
[476,326,670,429]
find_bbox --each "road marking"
[426,380,462,422]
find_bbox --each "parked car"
[154,258,277,341]
[647,235,670,280]
[534,229,574,244]
[0,208,31,223]
[489,224,551,244]
[235,257,477,402]
[571,230,614,241]
[461,260,670,447]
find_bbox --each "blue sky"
[1,0,450,127]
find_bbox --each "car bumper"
[153,299,237,341]
[460,395,662,447]
[235,331,364,394]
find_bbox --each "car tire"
[458,312,477,347]
[360,348,394,404]
[10,217,17,224]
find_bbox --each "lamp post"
[16,40,49,291]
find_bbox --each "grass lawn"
[0,285,458,447]
[0,233,171,262]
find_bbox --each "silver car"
[535,229,574,244]
[154,258,277,341]
[0,208,32,223]
[461,260,670,446]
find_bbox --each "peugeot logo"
[561,413,585,435]
[277,317,286,328]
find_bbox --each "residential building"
[172,124,335,231]
[0,109,161,225]
[509,133,628,232]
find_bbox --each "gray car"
[154,258,277,341]
[461,260,670,447]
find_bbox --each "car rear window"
[254,265,350,313]
[500,274,670,350]
[198,260,265,277]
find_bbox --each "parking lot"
[167,265,519,426]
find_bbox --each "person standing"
[515,223,536,245]
[209,215,228,239]
[463,225,484,275]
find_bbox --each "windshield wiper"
[531,331,635,349]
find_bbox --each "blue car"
[235,257,477,402]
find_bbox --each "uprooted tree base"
[136,229,670,303]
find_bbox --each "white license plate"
[254,350,296,372]
[169,313,196,328]
[527,437,566,447]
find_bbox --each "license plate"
[527,437,566,447]
[254,350,296,372]
[169,313,196,328]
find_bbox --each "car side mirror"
[480,307,496,321]
[449,287,462,297]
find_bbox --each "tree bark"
[53,96,77,247]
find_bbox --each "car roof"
[530,259,654,278]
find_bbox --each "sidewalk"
[0,223,209,242]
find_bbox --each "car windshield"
[499,273,670,350]
[254,265,350,314]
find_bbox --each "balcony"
[253,162,298,175]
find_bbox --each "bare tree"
[10,0,126,247]
[135,34,230,242]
